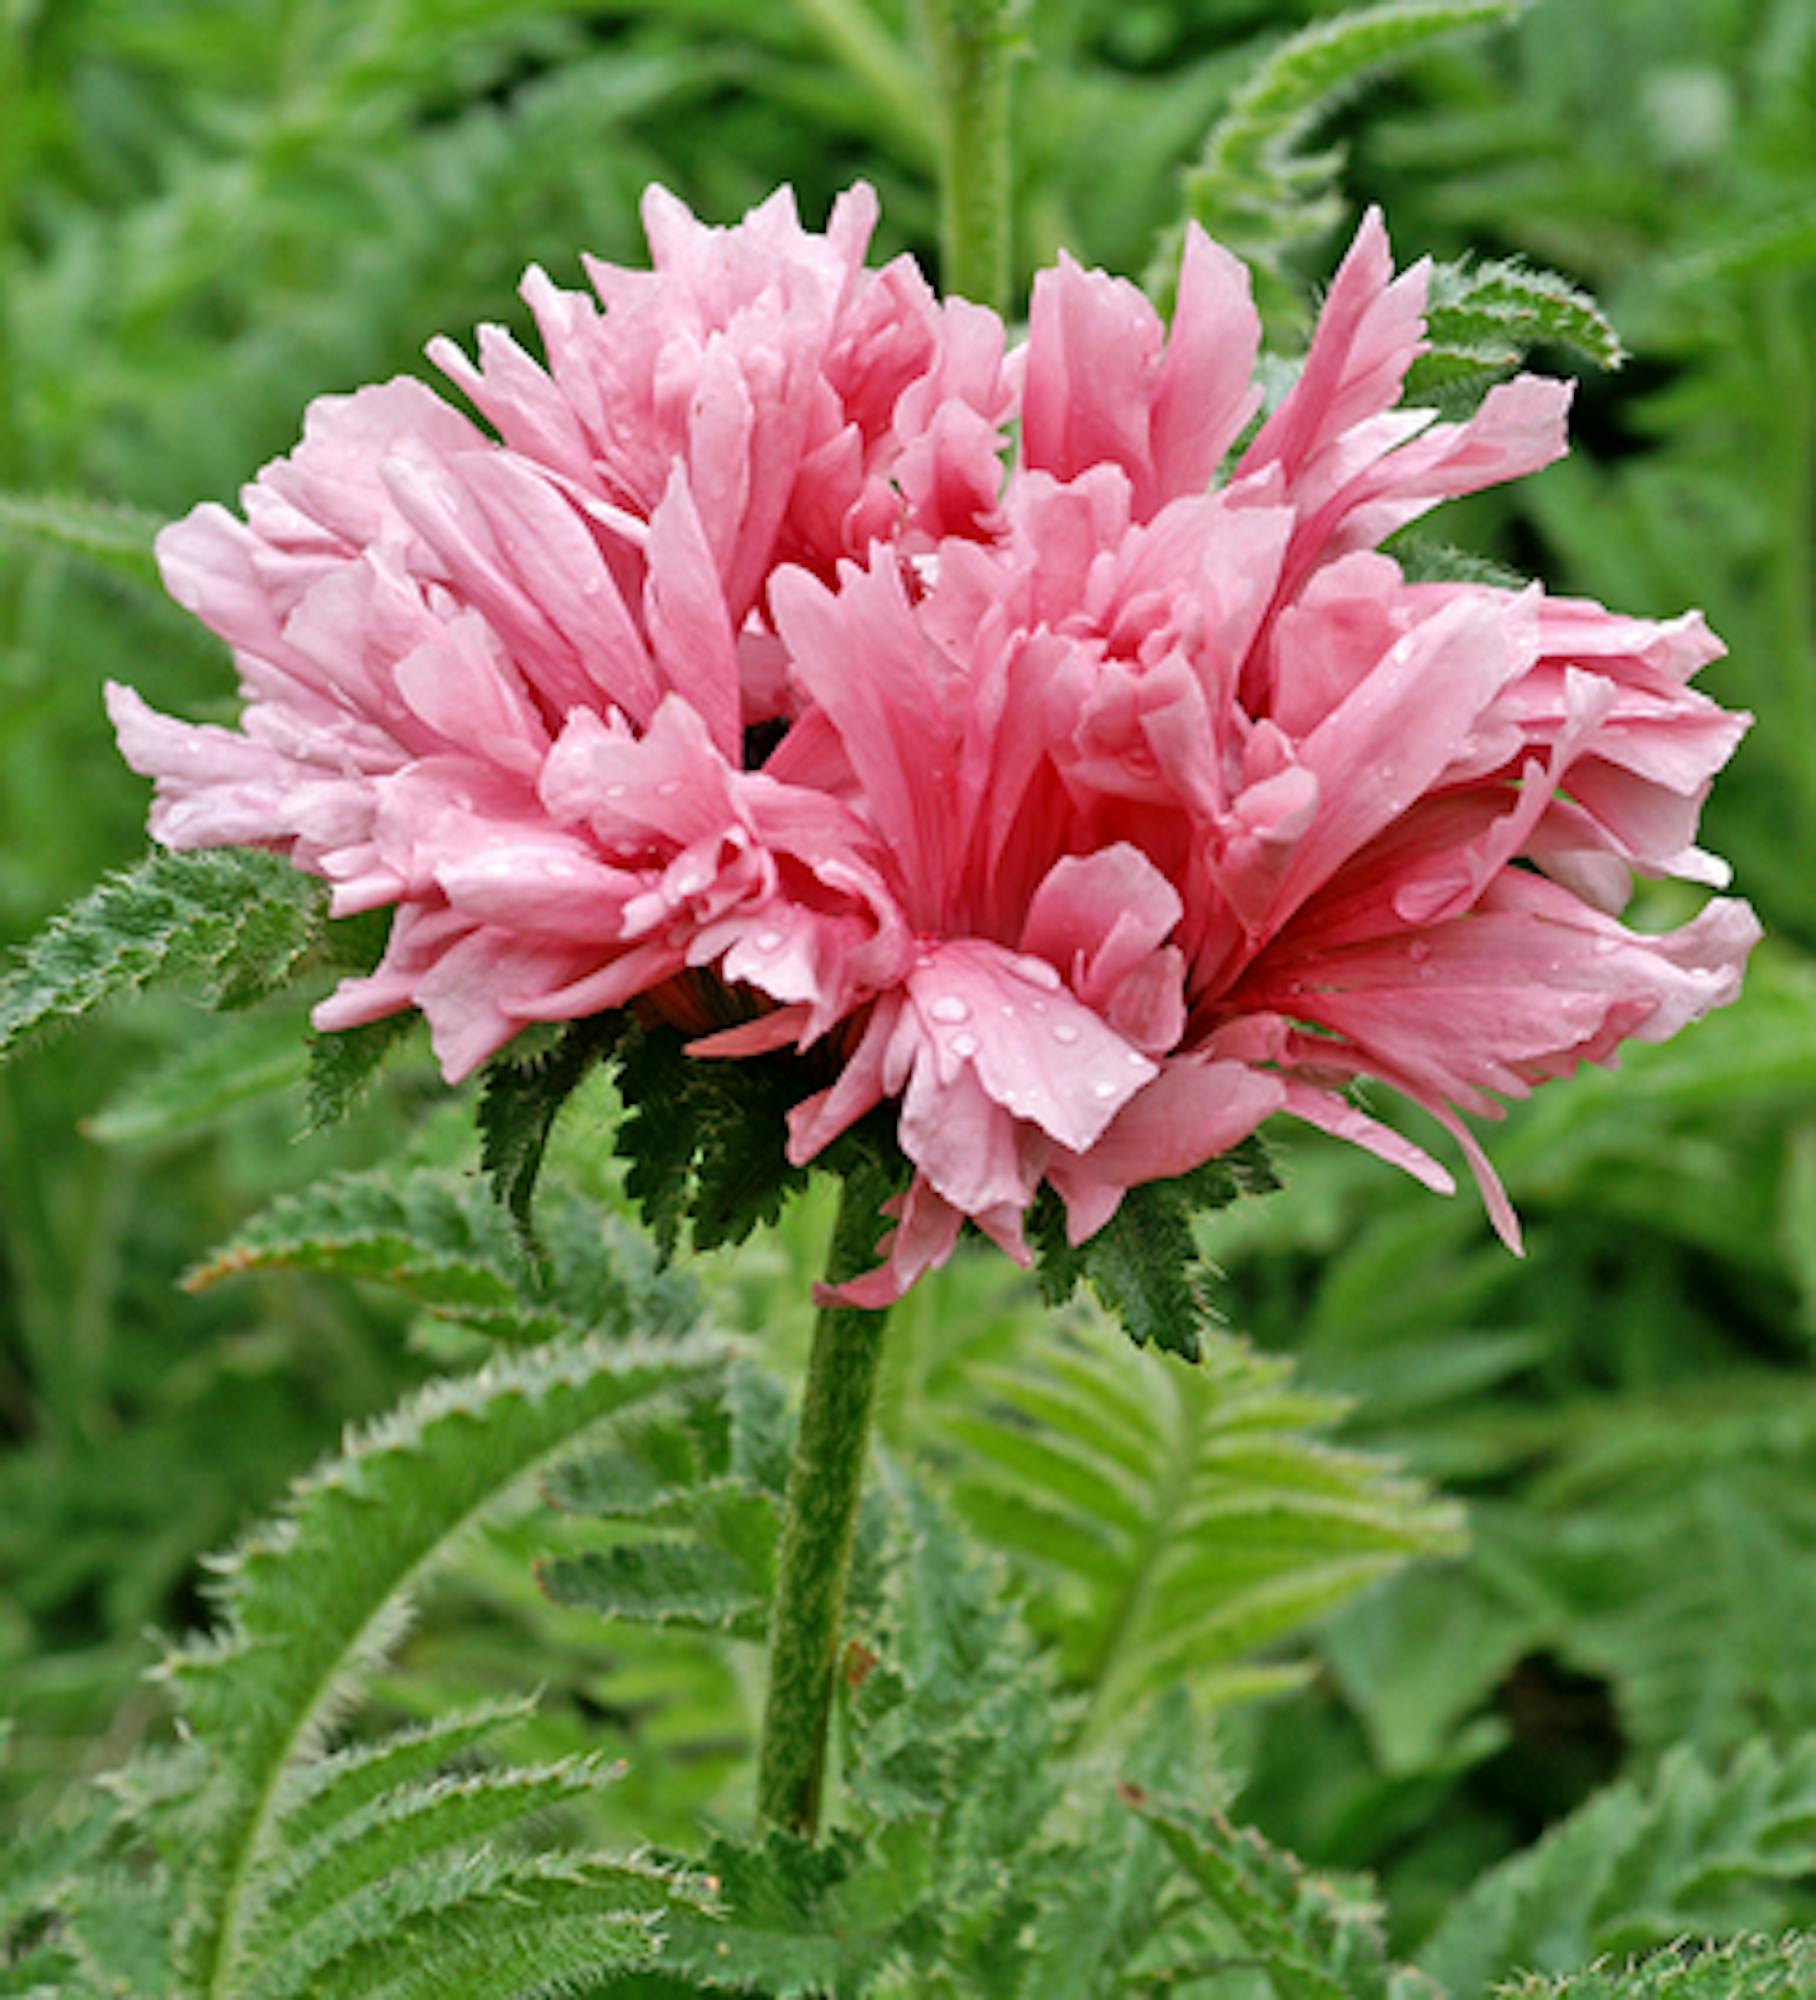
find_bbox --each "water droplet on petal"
[950,1031,979,1058]
[1126,1050,1149,1068]
[604,782,629,800]
[1408,940,1432,963]
[1051,1022,1080,1045]
[657,779,683,797]
[1030,999,1048,1017]
[928,995,970,1024]
[1092,1079,1119,1100]
[754,930,784,953]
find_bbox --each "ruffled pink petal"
[1023,225,1260,521]
[1150,225,1265,498]
[1048,1056,1286,1242]
[769,552,960,917]
[1239,208,1429,489]
[643,466,741,760]
[904,940,1155,1153]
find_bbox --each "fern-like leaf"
[151,1336,725,1996]
[1418,1737,1816,1994]
[1161,0,1528,292]
[184,1167,696,1345]
[656,1826,928,1997]
[928,1312,1462,1724]
[269,1697,539,1855]
[1127,1793,1442,2000]
[538,1363,789,1638]
[1406,257,1625,410]
[1499,1933,1816,1998]
[0,850,326,1062]
[242,1763,661,1998]
[268,1854,684,2000]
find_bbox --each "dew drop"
[657,779,683,797]
[1030,999,1048,1017]
[950,1031,980,1058]
[1051,1022,1080,1046]
[754,930,783,952]
[1126,1050,1149,1068]
[604,782,629,800]
[927,995,970,1024]
[1407,940,1432,963]
[1092,1079,1119,1100]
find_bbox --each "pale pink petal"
[768,554,959,915]
[643,466,741,760]
[1022,253,1165,503]
[1048,1056,1286,1242]
[1149,223,1264,503]
[818,1175,965,1309]
[904,941,1155,1155]
[1239,208,1429,487]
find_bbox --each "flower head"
[112,185,1758,1302]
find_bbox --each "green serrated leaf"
[477,1014,624,1243]
[274,1855,685,2000]
[657,1829,922,1997]
[153,1336,726,1995]
[1406,256,1625,408]
[1019,1696,1218,2000]
[926,1312,1460,1728]
[304,1013,419,1133]
[538,1362,783,1637]
[1420,1738,1816,1994]
[613,1023,821,1260]
[248,1757,626,1959]
[1499,1933,1816,1998]
[1129,1794,1436,2000]
[270,1699,537,1856]
[1393,538,1530,589]
[539,1536,771,1638]
[1160,0,1528,293]
[186,1168,695,1347]
[0,850,326,1062]
[1030,1136,1279,1360]
[183,1167,570,1342]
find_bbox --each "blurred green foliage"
[2,0,1814,1989]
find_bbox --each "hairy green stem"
[756,1167,894,1836]
[914,0,1017,312]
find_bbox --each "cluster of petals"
[111,182,1759,1304]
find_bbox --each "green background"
[2,0,1813,1961]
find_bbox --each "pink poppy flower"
[111,187,1758,1305]
[111,184,998,1074]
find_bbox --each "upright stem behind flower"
[755,1162,895,1836]
[914,0,1017,313]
